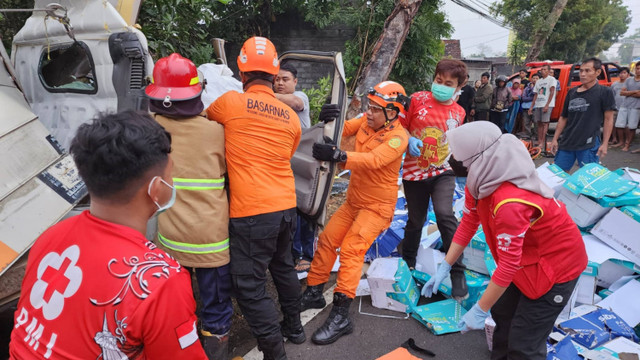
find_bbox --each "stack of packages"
[365,164,640,358]
[535,163,640,359]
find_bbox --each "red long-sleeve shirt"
[453,183,587,299]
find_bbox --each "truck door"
[0,43,87,282]
[280,51,347,228]
[11,0,153,151]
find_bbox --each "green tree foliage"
[0,0,34,52]
[139,0,451,93]
[493,0,630,63]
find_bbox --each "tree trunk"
[524,0,569,63]
[346,0,423,118]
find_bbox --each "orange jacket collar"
[245,83,276,97]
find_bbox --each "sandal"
[295,259,311,273]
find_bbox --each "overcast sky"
[444,0,640,59]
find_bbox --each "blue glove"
[421,261,451,297]
[408,137,423,157]
[458,303,490,333]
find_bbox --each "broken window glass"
[39,41,97,94]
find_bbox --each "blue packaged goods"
[556,308,639,349]
[411,299,467,335]
[620,204,640,222]
[365,212,407,261]
[546,335,582,360]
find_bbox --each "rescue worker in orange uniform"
[206,36,303,360]
[145,53,232,360]
[301,81,410,345]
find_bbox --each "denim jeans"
[554,137,600,172]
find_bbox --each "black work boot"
[311,292,353,345]
[280,312,306,344]
[256,333,287,360]
[300,283,326,311]
[200,330,229,360]
[450,270,469,300]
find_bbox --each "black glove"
[312,143,347,162]
[319,104,341,123]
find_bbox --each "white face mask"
[148,176,176,214]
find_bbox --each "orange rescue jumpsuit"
[307,114,408,298]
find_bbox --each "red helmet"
[145,53,202,101]
[368,81,409,114]
[237,36,279,75]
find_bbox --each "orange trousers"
[307,200,393,298]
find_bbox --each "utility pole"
[347,0,423,118]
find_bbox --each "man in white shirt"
[274,62,311,128]
[528,64,556,149]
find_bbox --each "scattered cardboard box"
[536,161,570,197]
[593,337,640,359]
[591,208,640,266]
[411,299,466,335]
[556,308,639,349]
[582,234,637,288]
[559,163,639,228]
[596,279,640,327]
[367,258,418,313]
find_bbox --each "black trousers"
[401,173,464,273]
[490,111,508,133]
[491,278,579,360]
[229,208,300,359]
[474,110,490,121]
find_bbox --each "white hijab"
[446,122,554,200]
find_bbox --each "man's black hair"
[620,67,630,74]
[519,68,528,73]
[70,111,172,203]
[481,72,490,78]
[279,62,298,78]
[242,71,275,87]
[582,57,602,71]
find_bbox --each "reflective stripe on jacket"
[154,113,230,268]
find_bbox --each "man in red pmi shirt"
[9,112,207,359]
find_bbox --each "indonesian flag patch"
[175,315,199,349]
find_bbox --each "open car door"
[281,51,347,228]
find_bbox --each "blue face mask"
[148,176,176,214]
[431,83,457,102]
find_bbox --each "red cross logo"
[41,257,73,303]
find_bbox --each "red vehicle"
[510,60,621,122]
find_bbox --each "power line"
[450,0,511,29]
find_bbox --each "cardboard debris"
[591,207,640,266]
[411,299,466,335]
[367,258,418,313]
[596,279,640,327]
[412,269,489,311]
[536,161,570,197]
[556,308,639,349]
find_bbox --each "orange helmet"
[145,53,202,101]
[368,81,409,114]
[237,36,279,75]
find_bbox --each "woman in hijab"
[422,121,587,360]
